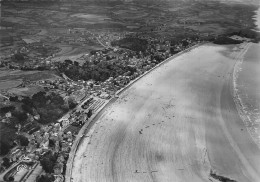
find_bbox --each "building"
[53,162,64,175]
[9,148,23,162]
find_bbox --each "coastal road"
[71,43,260,182]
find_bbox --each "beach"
[69,5,260,182]
[233,5,260,148]
[70,42,260,182]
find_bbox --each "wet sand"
[234,4,260,148]
[234,43,260,148]
[70,43,260,182]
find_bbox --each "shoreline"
[69,42,260,182]
[66,43,258,182]
[212,41,260,181]
[65,42,204,182]
[232,43,260,148]
[232,5,260,149]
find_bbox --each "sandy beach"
[70,42,260,182]
[233,4,260,148]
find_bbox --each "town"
[0,25,255,181]
[0,26,204,182]
[1,0,259,181]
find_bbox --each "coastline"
[232,6,260,149]
[212,42,260,181]
[65,43,203,182]
[65,41,260,182]
[66,6,260,180]
[233,43,260,149]
[69,42,260,182]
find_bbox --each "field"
[0,80,22,91]
[1,0,258,64]
[0,68,57,96]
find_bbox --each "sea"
[235,5,260,147]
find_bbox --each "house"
[61,141,70,153]
[5,112,12,118]
[55,141,60,153]
[53,162,64,175]
[43,132,50,141]
[51,133,59,142]
[54,123,61,132]
[93,84,101,90]
[9,148,23,162]
[54,175,64,182]
[100,92,110,99]
[57,155,65,164]
[66,132,73,142]
[26,139,37,153]
[34,114,40,120]
[40,139,49,149]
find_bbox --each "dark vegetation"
[40,151,58,174]
[11,53,26,63]
[0,124,17,155]
[20,91,69,124]
[111,38,148,52]
[213,37,243,45]
[0,91,69,155]
[227,29,260,42]
[37,175,55,182]
[213,28,260,45]
[0,133,29,155]
[0,91,68,126]
[17,135,29,146]
[228,29,260,39]
[1,157,11,169]
[57,58,137,82]
[210,170,237,182]
[0,141,12,156]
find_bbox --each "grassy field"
[8,86,44,97]
[1,0,258,59]
[0,68,58,96]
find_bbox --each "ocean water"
[234,6,260,147]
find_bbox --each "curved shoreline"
[232,6,260,149]
[69,42,260,182]
[65,43,203,182]
[232,42,260,149]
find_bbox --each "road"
[71,43,260,182]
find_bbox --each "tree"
[68,97,77,109]
[17,135,29,146]
[64,59,73,65]
[0,142,11,155]
[37,175,54,182]
[48,92,64,105]
[8,176,14,181]
[40,158,55,173]
[13,53,25,61]
[74,61,79,66]
[21,104,33,114]
[0,106,15,114]
[40,152,57,173]
[12,111,27,125]
[9,96,18,102]
[2,157,11,168]
[48,139,55,148]
[32,92,47,106]
[87,109,92,118]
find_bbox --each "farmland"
[1,0,258,65]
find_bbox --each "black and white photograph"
[0,0,260,181]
